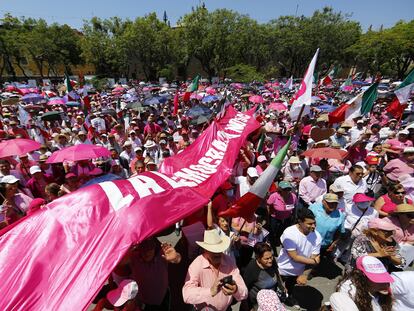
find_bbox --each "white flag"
[289,49,319,120]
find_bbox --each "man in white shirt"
[120,141,136,165]
[333,165,367,207]
[277,209,322,307]
[90,113,106,133]
[348,120,366,144]
[379,119,398,141]
[234,167,259,199]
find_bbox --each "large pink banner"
[0,106,260,311]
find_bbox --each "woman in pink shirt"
[267,181,297,249]
[374,183,412,217]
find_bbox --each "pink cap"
[353,193,375,203]
[368,218,396,231]
[106,279,138,307]
[356,256,394,284]
[257,155,268,163]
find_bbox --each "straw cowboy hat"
[196,229,230,253]
[392,204,414,214]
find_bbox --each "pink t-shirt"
[379,194,413,214]
[267,192,297,220]
[385,138,413,151]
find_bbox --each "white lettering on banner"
[129,175,165,198]
[101,112,252,211]
[99,182,134,211]
[189,164,217,175]
[99,175,165,211]
[205,147,224,160]
[150,171,184,189]
[225,113,251,133]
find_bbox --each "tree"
[268,7,361,77]
[81,17,128,78]
[181,7,253,78]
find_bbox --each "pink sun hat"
[106,279,139,307]
[356,256,394,284]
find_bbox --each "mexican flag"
[65,73,78,100]
[340,77,353,92]
[387,69,414,118]
[219,138,291,219]
[319,66,338,86]
[183,75,200,102]
[395,69,414,104]
[329,82,379,124]
[289,49,319,120]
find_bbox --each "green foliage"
[349,20,414,79]
[0,14,83,79]
[0,7,413,81]
[225,64,265,82]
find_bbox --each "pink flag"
[0,106,260,310]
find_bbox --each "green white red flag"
[219,138,291,219]
[386,69,414,118]
[329,82,379,124]
[395,69,414,104]
[183,75,200,102]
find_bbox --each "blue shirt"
[309,202,345,247]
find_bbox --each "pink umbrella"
[268,102,287,111]
[190,93,203,100]
[205,87,217,95]
[0,139,41,158]
[249,95,264,104]
[47,144,111,163]
[47,97,66,106]
[230,83,243,89]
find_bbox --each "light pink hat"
[257,289,286,311]
[106,279,138,307]
[356,256,394,284]
[368,218,396,231]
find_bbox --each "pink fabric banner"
[0,106,260,311]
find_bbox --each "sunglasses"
[394,191,406,195]
[403,212,414,218]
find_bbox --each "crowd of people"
[0,77,414,311]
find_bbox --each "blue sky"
[1,0,413,31]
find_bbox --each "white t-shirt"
[391,271,414,311]
[333,175,367,206]
[344,205,378,237]
[277,224,322,276]
[339,279,382,311]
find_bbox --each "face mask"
[226,190,234,197]
[291,164,300,170]
[356,202,370,210]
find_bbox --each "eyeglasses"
[355,173,364,176]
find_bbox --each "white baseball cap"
[29,166,42,175]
